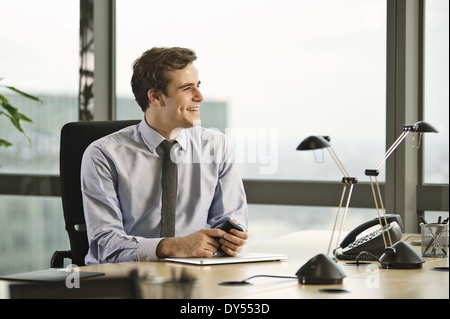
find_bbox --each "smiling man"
[80,47,248,264]
[146,56,203,139]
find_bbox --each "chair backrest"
[60,120,140,266]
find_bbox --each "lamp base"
[295,254,346,285]
[379,241,425,269]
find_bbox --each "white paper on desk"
[0,269,105,282]
[164,252,288,265]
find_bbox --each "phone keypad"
[347,228,383,249]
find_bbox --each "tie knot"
[159,140,176,154]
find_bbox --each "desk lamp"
[295,136,356,284]
[365,121,438,269]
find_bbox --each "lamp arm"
[368,176,394,248]
[336,183,354,247]
[374,131,410,170]
[327,185,347,256]
[327,183,355,256]
[327,147,349,177]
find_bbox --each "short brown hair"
[131,47,197,112]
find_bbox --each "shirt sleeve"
[207,134,249,231]
[81,142,162,264]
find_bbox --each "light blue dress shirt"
[81,119,248,264]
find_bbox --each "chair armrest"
[51,250,73,268]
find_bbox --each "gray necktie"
[159,140,177,237]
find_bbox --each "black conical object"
[295,254,346,285]
[379,241,425,269]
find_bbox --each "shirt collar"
[138,119,187,152]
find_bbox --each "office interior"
[0,0,448,283]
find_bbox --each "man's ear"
[147,89,165,106]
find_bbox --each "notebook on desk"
[0,269,104,282]
[164,252,288,265]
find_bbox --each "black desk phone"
[335,214,403,261]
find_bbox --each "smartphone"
[216,220,243,254]
[219,220,243,233]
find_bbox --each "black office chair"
[51,119,140,268]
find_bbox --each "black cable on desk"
[244,275,298,281]
[219,275,297,286]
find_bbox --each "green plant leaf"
[3,86,43,103]
[0,138,13,147]
[0,79,42,147]
[0,93,8,105]
[1,103,32,143]
[2,102,33,122]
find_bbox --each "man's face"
[159,62,203,134]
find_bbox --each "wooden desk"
[78,230,449,299]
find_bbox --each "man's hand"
[218,220,248,256]
[156,228,226,258]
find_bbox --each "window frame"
[0,0,447,233]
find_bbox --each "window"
[0,0,78,275]
[116,0,387,182]
[248,204,378,245]
[114,0,388,243]
[0,0,79,174]
[0,195,69,275]
[2,1,444,274]
[423,0,449,184]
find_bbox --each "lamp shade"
[411,121,439,133]
[403,121,439,133]
[296,136,330,150]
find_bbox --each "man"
[81,47,248,264]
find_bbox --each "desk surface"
[76,230,448,299]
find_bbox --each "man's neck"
[144,112,182,141]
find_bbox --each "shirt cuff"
[136,237,164,261]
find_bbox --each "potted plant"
[0,77,42,147]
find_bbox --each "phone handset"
[339,214,403,249]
